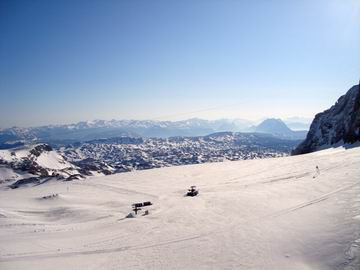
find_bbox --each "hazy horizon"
[0,114,314,129]
[1,0,359,128]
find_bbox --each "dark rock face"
[73,158,114,175]
[10,177,40,189]
[293,83,360,155]
[30,144,53,157]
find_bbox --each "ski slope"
[0,146,360,270]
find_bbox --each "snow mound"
[126,212,136,218]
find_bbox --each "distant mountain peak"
[255,118,293,134]
[252,118,308,140]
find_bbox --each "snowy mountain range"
[2,81,359,186]
[0,118,308,148]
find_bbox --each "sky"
[0,0,359,128]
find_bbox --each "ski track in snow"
[268,181,360,218]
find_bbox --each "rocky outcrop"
[29,144,53,156]
[0,144,82,187]
[293,82,360,155]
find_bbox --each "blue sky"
[0,0,359,128]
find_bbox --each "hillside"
[0,146,359,269]
[0,144,79,185]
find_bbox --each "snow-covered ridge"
[293,82,360,154]
[0,144,78,185]
[0,118,307,146]
[0,144,72,169]
[0,118,255,145]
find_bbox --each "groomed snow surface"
[0,146,360,270]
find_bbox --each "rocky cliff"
[292,82,360,155]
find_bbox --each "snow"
[0,144,73,170]
[0,166,36,184]
[0,149,14,162]
[0,146,31,162]
[0,146,359,269]
[35,151,72,170]
[0,146,34,162]
[0,145,76,184]
[0,167,20,182]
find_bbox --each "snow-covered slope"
[0,144,70,168]
[0,144,78,185]
[293,83,360,154]
[0,146,359,269]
